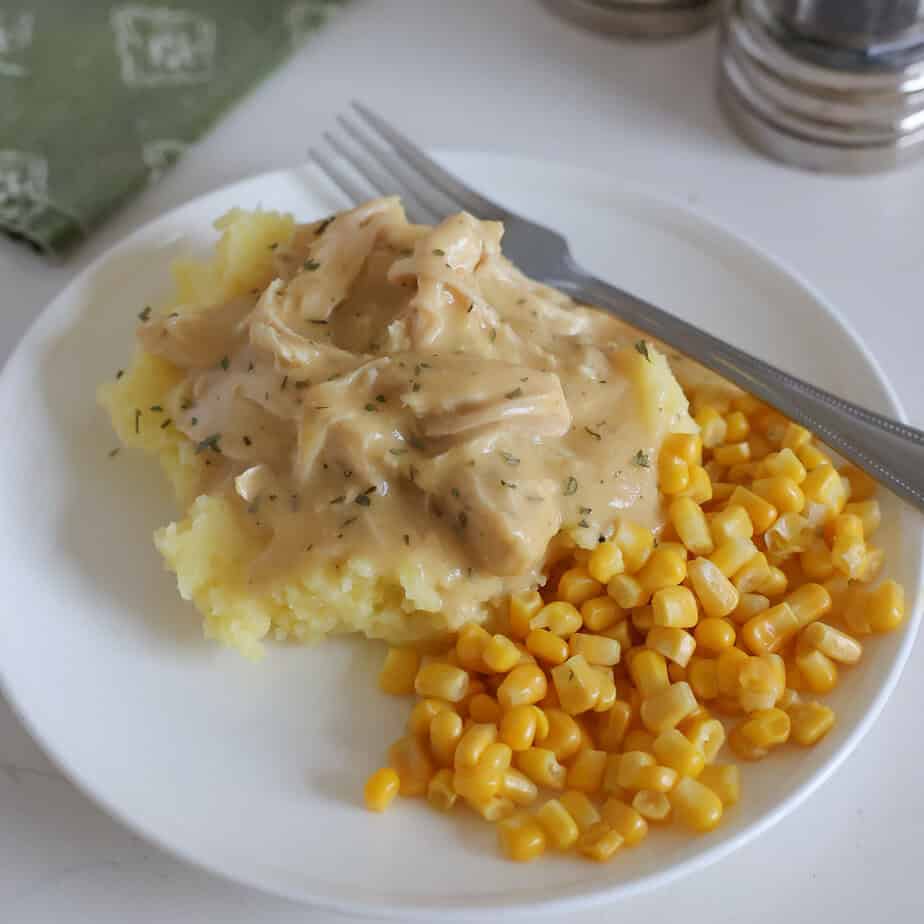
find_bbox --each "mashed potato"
[100,203,694,657]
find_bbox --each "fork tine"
[308,147,368,207]
[351,101,506,220]
[326,124,442,225]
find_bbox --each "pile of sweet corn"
[364,389,907,863]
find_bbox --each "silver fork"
[310,102,924,513]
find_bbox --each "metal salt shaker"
[718,1,924,172]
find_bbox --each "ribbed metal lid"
[543,0,720,38]
[718,0,924,172]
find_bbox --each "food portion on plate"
[99,200,907,865]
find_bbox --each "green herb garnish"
[632,449,651,468]
[563,476,578,496]
[505,387,523,400]
[635,340,652,363]
[138,306,151,322]
[195,433,222,454]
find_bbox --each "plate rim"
[0,152,920,920]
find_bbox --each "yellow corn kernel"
[730,486,779,533]
[602,753,624,794]
[407,698,453,738]
[634,763,679,793]
[456,623,491,672]
[670,776,723,832]
[364,767,401,812]
[603,619,633,652]
[617,750,655,789]
[509,590,544,639]
[680,464,714,505]
[532,705,550,741]
[659,453,691,495]
[669,497,714,557]
[696,406,727,448]
[577,822,624,862]
[763,448,807,483]
[730,552,772,594]
[498,704,538,752]
[388,735,434,796]
[697,763,740,806]
[795,648,838,694]
[796,442,830,471]
[476,795,518,823]
[499,769,538,807]
[563,750,606,795]
[695,617,737,653]
[869,580,905,632]
[723,410,750,443]
[637,545,688,594]
[621,729,654,754]
[429,709,464,766]
[588,541,625,584]
[596,701,632,752]
[758,566,788,597]
[480,742,513,774]
[752,477,806,517]
[497,663,548,709]
[600,799,648,846]
[512,747,565,790]
[551,655,601,715]
[713,441,751,466]
[531,600,583,637]
[729,593,770,625]
[749,432,775,461]
[558,567,604,607]
[497,814,547,862]
[632,789,671,822]
[741,602,799,655]
[788,583,833,628]
[662,432,702,466]
[844,499,881,537]
[789,701,836,746]
[468,693,502,724]
[739,653,785,712]
[578,600,621,638]
[688,657,719,700]
[840,464,877,502]
[649,585,697,630]
[483,634,521,673]
[612,520,655,574]
[710,505,754,545]
[541,708,584,761]
[608,574,650,609]
[415,662,469,703]
[640,681,698,733]
[525,628,569,666]
[728,725,768,762]
[425,767,458,811]
[569,632,621,667]
[800,535,835,580]
[651,730,702,779]
[645,626,695,668]
[801,622,862,664]
[593,667,618,712]
[688,557,740,619]
[740,707,790,748]
[777,422,809,451]
[726,461,761,484]
[453,723,497,771]
[778,687,802,711]
[683,716,726,763]
[716,646,749,696]
[552,790,598,835]
[711,480,736,502]
[626,648,668,698]
[536,798,580,849]
[378,647,420,696]
[803,463,847,518]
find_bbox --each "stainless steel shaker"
[718,1,924,172]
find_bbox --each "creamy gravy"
[139,199,689,613]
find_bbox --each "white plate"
[0,154,920,920]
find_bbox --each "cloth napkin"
[0,0,344,256]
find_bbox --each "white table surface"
[2,1,923,921]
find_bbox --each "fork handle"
[569,273,924,512]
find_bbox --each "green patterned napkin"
[0,0,344,255]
